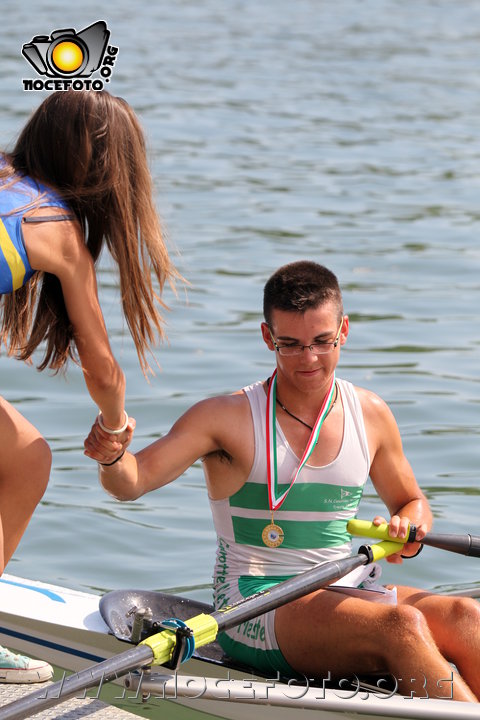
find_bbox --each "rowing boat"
[0,572,479,720]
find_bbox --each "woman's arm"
[23,210,126,430]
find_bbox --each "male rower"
[85,260,480,702]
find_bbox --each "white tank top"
[209,377,371,580]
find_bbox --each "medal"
[263,370,336,547]
[262,516,285,548]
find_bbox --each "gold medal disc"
[262,522,284,548]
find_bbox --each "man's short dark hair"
[263,261,343,326]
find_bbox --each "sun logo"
[51,40,85,74]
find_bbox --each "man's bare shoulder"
[352,384,405,465]
[353,385,396,425]
[175,387,255,474]
[179,387,253,429]
[193,387,249,409]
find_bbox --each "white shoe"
[0,646,53,683]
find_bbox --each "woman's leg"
[0,396,51,573]
[0,396,53,682]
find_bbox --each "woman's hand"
[84,416,136,465]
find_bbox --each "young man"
[85,261,479,702]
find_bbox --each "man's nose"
[302,345,318,359]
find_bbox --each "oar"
[0,539,401,720]
[348,519,480,558]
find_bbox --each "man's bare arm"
[357,387,432,558]
[85,393,250,501]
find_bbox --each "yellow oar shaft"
[141,612,218,666]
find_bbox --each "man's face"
[261,301,348,391]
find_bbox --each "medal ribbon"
[266,369,336,513]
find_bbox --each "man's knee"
[446,596,480,626]
[383,604,431,645]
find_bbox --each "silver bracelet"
[97,410,129,435]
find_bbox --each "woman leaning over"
[0,89,179,682]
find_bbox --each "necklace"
[274,382,338,431]
[262,371,337,548]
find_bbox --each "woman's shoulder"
[0,160,69,213]
[22,208,84,276]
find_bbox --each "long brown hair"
[0,90,180,374]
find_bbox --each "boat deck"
[0,681,137,718]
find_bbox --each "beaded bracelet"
[98,451,125,467]
[97,410,129,435]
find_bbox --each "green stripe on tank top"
[217,632,297,678]
[238,575,291,597]
[231,517,350,549]
[229,481,363,512]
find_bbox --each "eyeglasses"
[268,318,343,357]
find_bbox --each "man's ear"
[340,315,349,346]
[261,322,275,351]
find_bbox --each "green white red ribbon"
[266,369,336,512]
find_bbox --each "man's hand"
[373,514,427,563]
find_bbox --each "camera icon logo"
[22,21,110,79]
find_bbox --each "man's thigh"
[275,587,396,678]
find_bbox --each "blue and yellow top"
[0,166,70,294]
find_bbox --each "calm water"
[1,0,480,607]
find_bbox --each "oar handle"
[348,519,411,544]
[367,539,405,561]
[348,519,480,559]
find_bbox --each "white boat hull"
[0,573,478,720]
[0,574,123,673]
